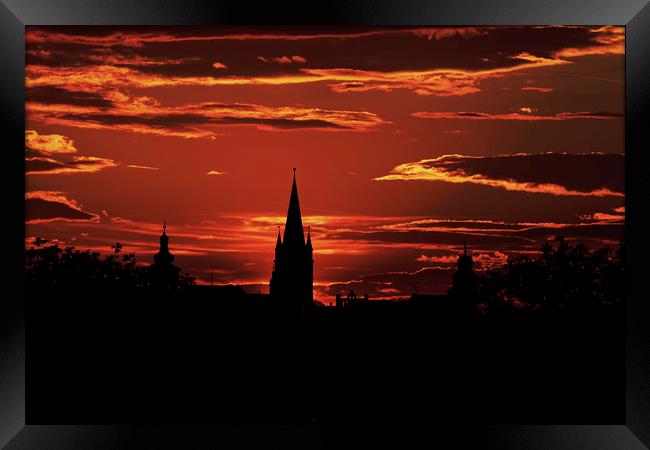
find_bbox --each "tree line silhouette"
[25,235,626,425]
[25,235,624,320]
[25,237,195,292]
[461,236,625,320]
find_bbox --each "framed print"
[1,1,649,448]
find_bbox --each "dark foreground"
[27,289,624,425]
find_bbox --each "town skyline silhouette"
[23,25,626,426]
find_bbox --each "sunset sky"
[25,26,625,299]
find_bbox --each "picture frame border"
[1,1,648,447]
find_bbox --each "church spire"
[306,225,312,250]
[275,225,283,249]
[269,169,314,310]
[283,168,305,248]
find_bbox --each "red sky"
[24,26,625,300]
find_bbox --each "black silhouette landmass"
[25,234,624,425]
[24,172,625,425]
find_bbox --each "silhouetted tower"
[450,240,478,307]
[150,221,181,290]
[269,169,314,312]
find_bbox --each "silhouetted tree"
[25,238,195,293]
[474,236,624,319]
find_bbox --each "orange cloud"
[25,26,622,103]
[553,26,624,58]
[206,170,226,176]
[25,49,569,98]
[125,164,159,170]
[25,64,322,90]
[375,153,624,197]
[411,27,484,40]
[310,53,569,96]
[27,155,117,175]
[521,86,554,93]
[26,129,77,154]
[25,130,156,175]
[415,254,458,263]
[27,94,389,138]
[581,212,625,221]
[416,251,509,270]
[24,27,489,47]
[26,191,99,223]
[578,206,625,222]
[412,111,623,121]
[258,55,307,64]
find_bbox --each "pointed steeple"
[306,225,312,250]
[269,169,314,309]
[283,168,305,248]
[275,225,283,250]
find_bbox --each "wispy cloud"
[125,164,159,170]
[375,153,624,197]
[27,93,389,139]
[520,86,554,93]
[258,55,306,64]
[412,111,623,121]
[27,155,117,175]
[26,129,159,175]
[26,191,99,223]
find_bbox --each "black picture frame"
[1,1,648,448]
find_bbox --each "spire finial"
[163,220,167,233]
[293,167,296,178]
[463,240,467,255]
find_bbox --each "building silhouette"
[449,241,478,307]
[269,169,314,312]
[335,290,369,308]
[149,221,181,290]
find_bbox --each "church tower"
[150,221,181,290]
[154,222,175,266]
[449,240,478,306]
[270,169,314,311]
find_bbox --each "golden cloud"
[375,153,624,197]
[26,129,77,154]
[27,93,389,138]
